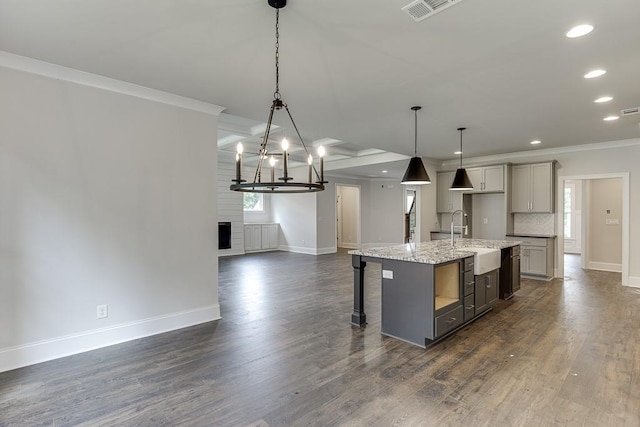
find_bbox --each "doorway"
[557,173,629,285]
[336,184,361,249]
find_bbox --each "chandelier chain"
[274,9,281,99]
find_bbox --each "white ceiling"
[1,0,639,179]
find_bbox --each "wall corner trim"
[0,51,226,116]
[0,305,221,373]
[626,276,640,288]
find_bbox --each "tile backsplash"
[513,213,556,235]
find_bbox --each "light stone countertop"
[348,238,521,265]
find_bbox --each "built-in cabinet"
[437,171,462,213]
[474,269,499,313]
[380,254,502,347]
[466,165,505,193]
[244,223,279,252]
[506,236,554,279]
[511,162,554,213]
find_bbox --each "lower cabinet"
[244,223,279,252]
[506,236,555,279]
[378,256,499,348]
[475,269,499,314]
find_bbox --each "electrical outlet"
[382,270,394,279]
[483,218,488,224]
[97,304,108,319]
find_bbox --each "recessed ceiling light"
[454,151,462,155]
[584,69,606,79]
[381,170,388,174]
[530,140,542,145]
[603,115,619,121]
[566,24,594,38]
[594,96,613,103]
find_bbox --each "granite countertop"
[349,238,521,265]
[506,233,557,238]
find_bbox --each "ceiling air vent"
[402,0,464,22]
[620,107,640,116]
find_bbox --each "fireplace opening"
[218,222,231,250]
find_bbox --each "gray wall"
[0,65,221,371]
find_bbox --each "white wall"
[0,62,222,372]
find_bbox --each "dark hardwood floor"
[1,251,638,426]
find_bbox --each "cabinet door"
[262,224,279,249]
[530,163,552,212]
[437,172,453,213]
[511,165,531,212]
[466,168,483,193]
[483,165,504,192]
[244,225,259,251]
[527,247,547,276]
[475,276,488,313]
[450,189,463,212]
[485,270,498,305]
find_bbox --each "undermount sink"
[461,247,500,275]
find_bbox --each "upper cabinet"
[437,171,462,213]
[510,162,555,213]
[466,165,505,193]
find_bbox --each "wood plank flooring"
[1,252,639,426]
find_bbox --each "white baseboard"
[317,247,337,255]
[218,249,245,257]
[278,245,319,255]
[0,305,221,373]
[587,262,622,273]
[339,243,359,249]
[626,276,640,288]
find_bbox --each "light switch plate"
[382,270,394,279]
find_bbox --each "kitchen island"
[349,238,520,347]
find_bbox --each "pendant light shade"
[450,127,473,190]
[401,106,431,185]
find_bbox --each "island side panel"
[380,259,435,347]
[351,254,367,326]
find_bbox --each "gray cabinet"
[467,165,505,193]
[506,236,554,279]
[475,269,498,314]
[437,171,462,213]
[511,162,554,213]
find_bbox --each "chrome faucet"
[450,209,468,247]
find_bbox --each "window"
[243,193,264,212]
[564,186,572,238]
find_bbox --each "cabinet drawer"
[462,256,474,273]
[435,305,464,338]
[463,272,475,296]
[463,294,475,321]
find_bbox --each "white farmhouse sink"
[462,247,500,275]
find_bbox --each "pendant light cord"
[414,109,418,157]
[457,127,466,168]
[274,9,281,100]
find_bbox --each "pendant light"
[401,106,431,185]
[230,0,326,193]
[449,127,473,190]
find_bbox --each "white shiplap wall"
[217,161,244,256]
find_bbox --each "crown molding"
[441,138,640,168]
[0,51,225,116]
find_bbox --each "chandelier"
[230,0,326,193]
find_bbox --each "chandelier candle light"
[230,0,326,193]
